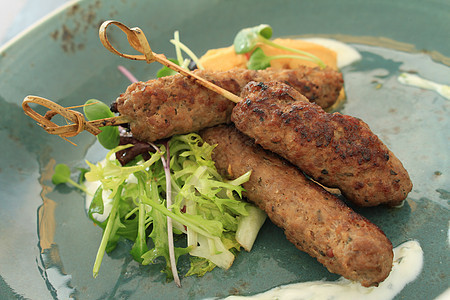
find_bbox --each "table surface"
[0,0,70,48]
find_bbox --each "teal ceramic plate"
[0,0,448,299]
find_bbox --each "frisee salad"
[54,132,266,285]
[51,24,338,286]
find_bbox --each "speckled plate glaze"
[0,0,448,299]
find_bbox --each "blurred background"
[0,0,70,47]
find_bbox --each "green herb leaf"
[116,217,139,241]
[157,58,180,78]
[234,24,326,68]
[77,167,89,184]
[88,186,105,216]
[52,163,87,192]
[84,99,114,120]
[233,24,273,54]
[247,47,272,70]
[83,99,119,149]
[52,163,71,185]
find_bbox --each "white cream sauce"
[300,37,362,68]
[224,240,423,300]
[434,288,450,300]
[398,72,450,100]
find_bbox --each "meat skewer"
[200,124,393,287]
[232,81,412,207]
[23,21,411,208]
[23,21,412,208]
[21,20,406,287]
[113,67,343,143]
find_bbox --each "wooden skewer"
[99,20,242,104]
[22,95,129,145]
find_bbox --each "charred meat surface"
[232,81,412,207]
[114,67,343,143]
[200,125,393,287]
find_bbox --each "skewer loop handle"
[22,96,129,145]
[99,20,155,63]
[22,95,102,137]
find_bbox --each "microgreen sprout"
[52,163,87,193]
[157,31,204,78]
[234,24,273,54]
[83,99,120,149]
[169,34,204,70]
[174,30,184,66]
[247,47,325,70]
[118,65,139,83]
[234,24,326,69]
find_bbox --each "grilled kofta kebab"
[232,81,412,207]
[113,67,411,206]
[200,124,393,287]
[112,66,343,143]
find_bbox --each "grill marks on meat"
[114,67,343,143]
[116,73,235,144]
[200,125,393,287]
[232,81,412,207]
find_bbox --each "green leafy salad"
[54,130,266,285]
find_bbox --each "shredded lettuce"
[81,133,264,282]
